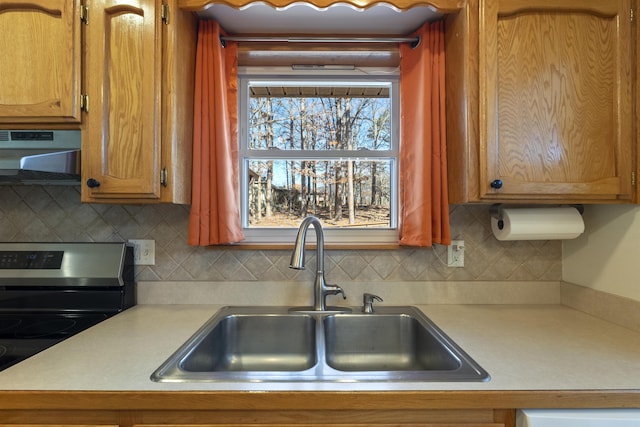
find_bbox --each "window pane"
[247,159,392,228]
[248,88,391,151]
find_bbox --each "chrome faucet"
[290,216,346,311]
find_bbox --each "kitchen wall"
[564,205,640,302]
[0,185,561,284]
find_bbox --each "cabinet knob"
[86,178,101,188]
[490,179,503,189]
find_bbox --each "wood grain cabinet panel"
[0,408,515,427]
[127,408,513,426]
[478,0,633,202]
[82,0,194,203]
[82,0,161,200]
[135,425,504,427]
[0,0,81,123]
[0,408,514,427]
[0,425,118,427]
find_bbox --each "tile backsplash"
[0,186,561,282]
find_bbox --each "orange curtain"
[188,21,244,246]
[399,21,451,246]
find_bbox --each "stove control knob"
[86,178,101,188]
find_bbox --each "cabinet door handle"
[86,178,101,188]
[490,179,503,189]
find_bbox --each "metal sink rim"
[150,305,490,383]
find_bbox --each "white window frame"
[238,66,400,245]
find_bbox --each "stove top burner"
[14,318,77,339]
[0,313,108,339]
[0,317,21,333]
[0,313,110,371]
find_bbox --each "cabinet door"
[0,425,117,427]
[82,0,161,200]
[159,0,196,204]
[0,0,81,123]
[135,425,504,427]
[479,0,633,201]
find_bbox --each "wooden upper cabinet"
[0,0,81,123]
[82,0,194,203]
[82,0,162,200]
[478,0,633,202]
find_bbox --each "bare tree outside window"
[245,83,393,229]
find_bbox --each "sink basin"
[151,306,489,382]
[180,313,316,372]
[324,314,461,372]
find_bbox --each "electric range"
[0,242,135,371]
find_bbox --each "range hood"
[0,130,81,185]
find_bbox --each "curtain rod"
[220,35,420,45]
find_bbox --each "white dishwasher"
[517,409,640,426]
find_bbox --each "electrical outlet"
[447,239,464,267]
[128,239,155,265]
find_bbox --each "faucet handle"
[362,293,383,314]
[326,284,347,299]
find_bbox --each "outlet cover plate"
[129,239,155,265]
[447,239,464,267]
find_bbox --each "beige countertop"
[1,304,640,392]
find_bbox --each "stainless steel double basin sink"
[151,306,489,382]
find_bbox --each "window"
[238,68,400,244]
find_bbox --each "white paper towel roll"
[491,207,584,241]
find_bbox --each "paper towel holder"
[489,204,584,231]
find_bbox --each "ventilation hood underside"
[0,130,81,185]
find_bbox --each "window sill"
[210,242,403,250]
